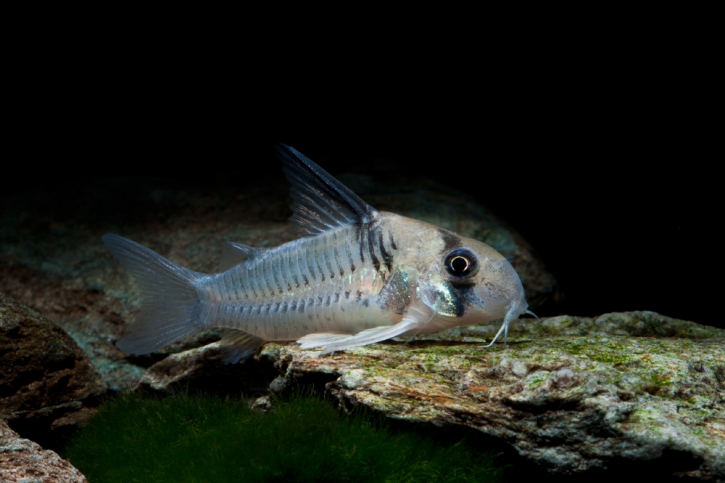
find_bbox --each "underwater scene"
[1,48,721,482]
[1,138,722,482]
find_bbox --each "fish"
[103,143,534,364]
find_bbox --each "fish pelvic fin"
[219,330,267,364]
[103,234,206,355]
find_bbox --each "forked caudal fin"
[103,234,206,355]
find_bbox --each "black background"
[8,41,719,329]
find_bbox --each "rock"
[133,342,277,397]
[0,167,559,391]
[0,293,105,449]
[0,419,87,483]
[140,311,724,480]
[250,395,273,413]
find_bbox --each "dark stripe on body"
[298,249,311,286]
[438,229,462,254]
[332,232,344,276]
[449,280,475,317]
[323,236,335,279]
[272,257,283,295]
[367,224,381,272]
[288,246,301,289]
[234,266,250,301]
[281,249,293,291]
[306,239,318,282]
[312,238,325,282]
[345,236,356,273]
[378,230,393,272]
[357,225,366,263]
[259,258,272,299]
[388,230,397,250]
[247,266,260,299]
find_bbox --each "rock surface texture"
[0,419,87,483]
[0,167,559,391]
[138,311,725,481]
[0,293,105,448]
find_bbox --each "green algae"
[62,391,503,483]
[524,371,551,389]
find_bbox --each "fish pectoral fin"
[296,332,354,349]
[219,330,267,365]
[317,317,421,355]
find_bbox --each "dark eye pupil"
[444,248,477,277]
[450,256,468,273]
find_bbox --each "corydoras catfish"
[104,144,535,363]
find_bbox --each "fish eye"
[444,248,477,277]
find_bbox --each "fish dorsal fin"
[276,143,379,236]
[218,242,267,272]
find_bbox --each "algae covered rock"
[140,311,724,480]
[0,293,105,448]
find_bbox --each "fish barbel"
[104,144,533,363]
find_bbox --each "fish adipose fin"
[217,242,267,272]
[103,234,206,355]
[277,143,380,236]
[219,330,267,364]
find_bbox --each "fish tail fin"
[103,234,206,355]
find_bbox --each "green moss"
[561,341,587,356]
[61,391,503,483]
[587,346,635,365]
[525,372,550,389]
[646,371,673,388]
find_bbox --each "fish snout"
[478,258,527,313]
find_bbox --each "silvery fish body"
[104,144,532,363]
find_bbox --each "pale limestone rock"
[0,419,87,483]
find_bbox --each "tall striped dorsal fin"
[276,143,379,236]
